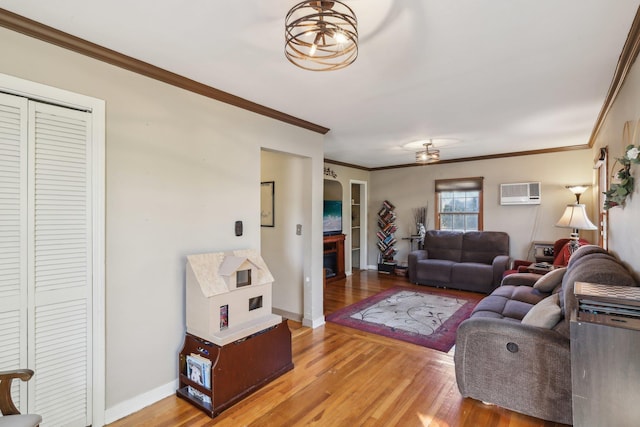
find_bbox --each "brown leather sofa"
[407,230,510,294]
[454,245,638,424]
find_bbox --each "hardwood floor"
[108,271,569,427]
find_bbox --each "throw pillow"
[533,267,567,292]
[521,293,562,329]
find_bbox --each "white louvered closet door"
[0,93,29,413]
[0,93,92,427]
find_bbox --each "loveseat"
[454,245,638,424]
[407,230,509,294]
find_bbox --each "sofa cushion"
[415,259,455,283]
[424,230,463,262]
[460,231,509,264]
[521,293,561,328]
[451,263,493,288]
[470,285,548,321]
[533,267,567,292]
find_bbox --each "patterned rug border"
[326,286,482,352]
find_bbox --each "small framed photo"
[261,181,274,227]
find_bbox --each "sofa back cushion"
[424,230,463,262]
[461,231,509,264]
[554,245,638,338]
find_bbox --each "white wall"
[591,55,640,278]
[368,150,596,266]
[261,150,306,320]
[0,26,325,418]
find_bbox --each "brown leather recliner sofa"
[454,245,638,424]
[408,230,510,294]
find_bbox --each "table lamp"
[555,203,597,254]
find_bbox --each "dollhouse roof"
[219,256,261,277]
[187,249,274,297]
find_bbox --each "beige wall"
[261,150,307,320]
[591,54,640,278]
[0,26,325,418]
[368,150,597,266]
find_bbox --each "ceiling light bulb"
[334,31,347,44]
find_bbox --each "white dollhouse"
[185,249,282,346]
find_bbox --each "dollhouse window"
[248,296,263,311]
[237,269,251,287]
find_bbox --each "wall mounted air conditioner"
[500,182,541,205]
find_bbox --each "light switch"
[296,224,302,235]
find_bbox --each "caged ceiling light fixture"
[285,1,358,71]
[416,141,440,164]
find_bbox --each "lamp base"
[568,231,580,255]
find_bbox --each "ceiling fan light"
[285,0,358,71]
[415,142,440,164]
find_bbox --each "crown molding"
[323,158,370,171]
[588,5,640,146]
[327,144,590,171]
[0,8,330,135]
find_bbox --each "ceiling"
[2,1,639,168]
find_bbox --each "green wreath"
[604,144,640,210]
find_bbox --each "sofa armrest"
[491,254,510,287]
[454,317,572,424]
[500,272,542,287]
[513,259,532,269]
[408,250,428,283]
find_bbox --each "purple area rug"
[326,286,481,352]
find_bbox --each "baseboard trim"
[302,315,325,329]
[104,379,178,425]
[273,307,302,322]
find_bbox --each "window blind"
[435,177,483,192]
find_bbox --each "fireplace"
[323,234,345,283]
[324,252,337,278]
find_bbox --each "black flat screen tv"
[323,200,342,235]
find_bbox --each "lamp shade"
[555,204,597,230]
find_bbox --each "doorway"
[260,149,306,321]
[350,180,367,272]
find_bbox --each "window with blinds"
[435,177,483,231]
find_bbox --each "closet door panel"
[0,93,28,411]
[29,101,92,427]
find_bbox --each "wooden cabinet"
[177,321,293,418]
[323,234,346,283]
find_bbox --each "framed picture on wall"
[261,181,274,227]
